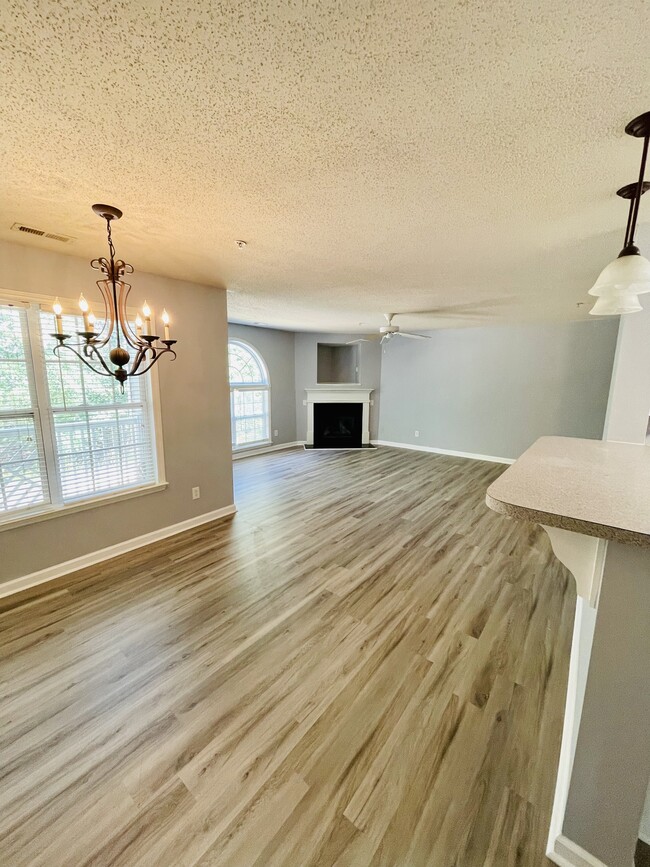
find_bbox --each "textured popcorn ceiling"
[1,0,649,332]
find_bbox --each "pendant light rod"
[626,135,649,250]
[622,111,650,253]
[587,111,650,316]
[617,181,650,249]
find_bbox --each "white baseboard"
[547,834,609,867]
[232,441,304,460]
[371,439,515,465]
[0,504,237,599]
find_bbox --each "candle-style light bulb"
[161,308,170,340]
[79,293,90,331]
[142,301,152,335]
[53,297,63,334]
[135,314,143,337]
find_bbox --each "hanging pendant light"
[589,292,643,316]
[51,205,177,390]
[589,112,650,315]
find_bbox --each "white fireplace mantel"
[304,387,374,446]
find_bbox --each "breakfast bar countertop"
[486,435,650,547]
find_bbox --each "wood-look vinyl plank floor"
[0,446,573,866]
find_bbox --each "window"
[0,306,49,514]
[228,340,270,449]
[0,297,162,526]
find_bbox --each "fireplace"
[313,402,362,448]
[304,387,374,448]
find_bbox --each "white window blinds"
[0,305,49,514]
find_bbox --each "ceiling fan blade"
[401,298,512,317]
[347,334,381,344]
[398,332,430,340]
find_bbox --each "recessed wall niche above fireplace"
[316,343,359,384]
[304,387,374,449]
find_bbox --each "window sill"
[0,482,169,532]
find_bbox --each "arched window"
[228,340,271,449]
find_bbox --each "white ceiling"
[1,0,649,333]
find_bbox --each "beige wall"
[0,239,233,584]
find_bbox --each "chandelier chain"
[106,217,116,264]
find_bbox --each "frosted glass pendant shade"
[588,252,650,297]
[589,292,643,315]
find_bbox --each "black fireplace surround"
[313,402,362,448]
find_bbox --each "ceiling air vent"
[10,222,74,243]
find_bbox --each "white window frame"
[0,288,167,531]
[228,339,272,452]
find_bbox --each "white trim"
[0,504,237,599]
[304,387,374,447]
[304,386,374,401]
[371,439,515,465]
[547,598,598,863]
[232,441,304,460]
[547,834,609,867]
[0,482,168,531]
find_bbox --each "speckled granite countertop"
[486,436,650,547]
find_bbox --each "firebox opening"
[313,402,362,449]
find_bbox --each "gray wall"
[294,332,382,442]
[0,239,233,585]
[378,320,619,459]
[228,323,297,445]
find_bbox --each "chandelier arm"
[83,342,121,376]
[128,345,151,376]
[129,346,177,377]
[89,278,114,347]
[117,274,144,350]
[52,342,115,378]
[628,133,649,247]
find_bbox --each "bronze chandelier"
[51,204,177,391]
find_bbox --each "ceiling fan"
[346,299,509,345]
[346,313,431,345]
